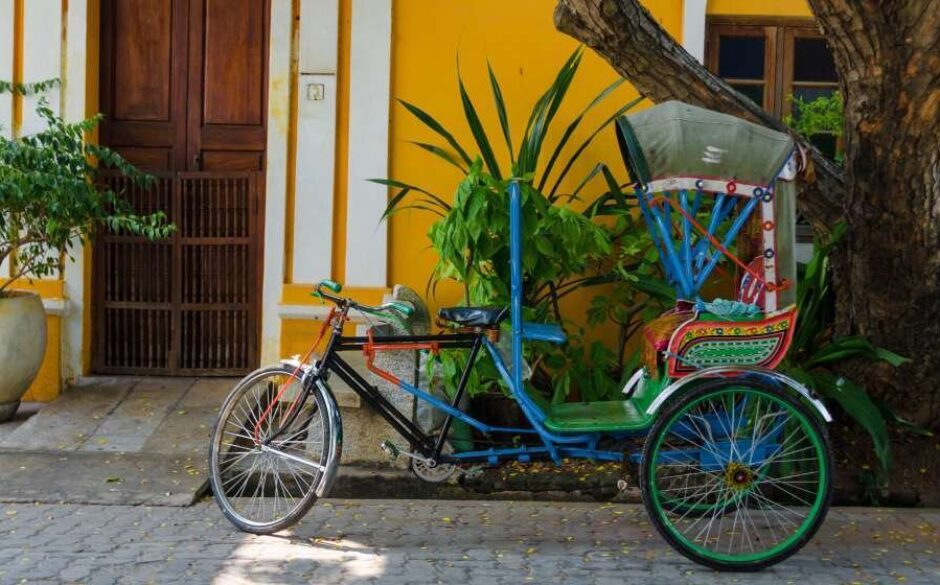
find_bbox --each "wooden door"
[95,0,269,375]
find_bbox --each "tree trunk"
[555,0,940,425]
[807,0,940,424]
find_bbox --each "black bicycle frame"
[312,305,484,463]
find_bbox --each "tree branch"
[553,0,845,231]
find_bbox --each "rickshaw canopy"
[616,101,797,197]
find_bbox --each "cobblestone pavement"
[1,499,938,584]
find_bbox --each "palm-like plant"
[378,48,641,220]
[375,49,663,403]
[782,222,924,479]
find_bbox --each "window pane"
[718,36,766,79]
[730,83,764,107]
[793,38,836,82]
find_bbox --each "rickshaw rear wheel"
[640,377,831,571]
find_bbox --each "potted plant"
[0,81,172,421]
[379,51,668,432]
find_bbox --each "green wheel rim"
[648,386,828,565]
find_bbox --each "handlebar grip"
[389,302,415,317]
[319,279,342,293]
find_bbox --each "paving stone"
[3,499,923,585]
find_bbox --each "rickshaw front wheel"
[640,377,832,571]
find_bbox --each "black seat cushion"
[438,306,508,327]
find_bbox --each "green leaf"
[408,141,468,173]
[458,68,502,180]
[799,369,891,473]
[369,178,451,213]
[549,96,644,197]
[487,62,514,161]
[518,49,582,175]
[803,335,909,370]
[873,399,934,437]
[537,78,624,192]
[398,99,473,166]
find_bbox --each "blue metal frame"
[635,186,763,301]
[310,181,798,469]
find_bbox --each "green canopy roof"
[616,101,796,196]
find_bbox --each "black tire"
[208,365,337,534]
[640,377,832,571]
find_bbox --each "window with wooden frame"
[707,18,840,159]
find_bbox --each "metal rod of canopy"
[508,181,525,402]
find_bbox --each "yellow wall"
[386,0,681,318]
[708,0,810,16]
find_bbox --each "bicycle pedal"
[380,440,400,459]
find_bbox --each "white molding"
[292,74,337,284]
[0,0,12,140]
[42,298,67,316]
[300,0,339,74]
[343,0,392,287]
[292,0,340,284]
[260,0,294,363]
[21,0,62,135]
[682,0,708,64]
[61,0,89,381]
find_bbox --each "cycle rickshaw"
[209,101,833,571]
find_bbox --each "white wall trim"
[0,0,13,141]
[61,0,89,382]
[21,0,62,136]
[42,298,68,316]
[260,0,294,363]
[0,0,9,278]
[343,0,392,288]
[292,0,340,284]
[682,0,708,64]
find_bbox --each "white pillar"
[343,0,392,288]
[292,0,339,284]
[21,0,62,135]
[260,0,294,363]
[682,0,708,64]
[61,0,89,381]
[0,0,13,141]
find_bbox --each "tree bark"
[555,0,940,425]
[807,0,940,423]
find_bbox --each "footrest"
[544,400,652,433]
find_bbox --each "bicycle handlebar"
[312,280,415,318]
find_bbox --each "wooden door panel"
[111,0,173,122]
[201,150,264,172]
[100,0,189,171]
[201,0,267,126]
[95,173,260,375]
[188,0,270,168]
[111,147,174,171]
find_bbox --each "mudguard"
[645,365,832,422]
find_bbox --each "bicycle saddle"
[438,306,508,327]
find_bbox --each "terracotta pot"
[0,291,47,422]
